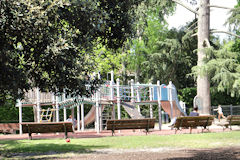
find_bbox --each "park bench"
[21,122,73,140]
[173,116,215,134]
[218,115,240,130]
[0,123,19,134]
[106,118,155,136]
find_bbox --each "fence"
[211,105,240,116]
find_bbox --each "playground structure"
[16,71,187,135]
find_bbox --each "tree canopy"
[0,0,143,102]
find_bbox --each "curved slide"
[79,105,105,127]
[161,83,187,118]
[158,83,187,117]
[161,101,185,118]
[82,106,96,127]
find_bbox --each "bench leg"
[190,127,192,134]
[145,129,148,135]
[175,129,178,134]
[28,132,32,140]
[63,124,68,139]
[111,129,114,136]
[65,131,68,139]
[27,125,32,140]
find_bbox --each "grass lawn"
[0,131,240,156]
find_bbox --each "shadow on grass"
[167,147,240,160]
[0,140,108,159]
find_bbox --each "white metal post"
[111,70,114,82]
[55,95,59,122]
[81,103,85,131]
[36,88,40,123]
[149,83,153,118]
[169,81,173,119]
[51,94,55,122]
[157,81,162,130]
[110,80,115,119]
[77,104,80,131]
[95,91,100,133]
[99,104,103,131]
[17,100,23,135]
[136,82,141,113]
[117,78,121,120]
[131,79,134,103]
[63,91,67,122]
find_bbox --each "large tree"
[193,1,240,97]
[172,0,240,114]
[0,0,142,103]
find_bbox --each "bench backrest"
[0,123,19,133]
[21,122,73,133]
[227,115,240,125]
[106,118,155,130]
[174,116,215,128]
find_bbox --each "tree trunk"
[197,0,211,114]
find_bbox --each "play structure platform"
[14,72,186,135]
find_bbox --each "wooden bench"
[219,115,240,130]
[106,118,155,136]
[0,123,19,134]
[173,116,215,134]
[21,122,73,140]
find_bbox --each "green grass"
[1,131,240,155]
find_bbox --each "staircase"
[101,106,112,129]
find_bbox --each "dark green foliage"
[141,24,198,88]
[178,87,197,112]
[0,0,142,104]
[0,100,33,122]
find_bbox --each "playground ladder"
[40,108,53,122]
[101,107,112,129]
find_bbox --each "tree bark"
[197,0,211,114]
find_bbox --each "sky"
[167,0,237,40]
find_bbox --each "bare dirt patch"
[66,147,240,160]
[7,147,240,160]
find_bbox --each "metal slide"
[121,102,145,119]
[81,106,96,127]
[80,105,106,127]
[161,101,186,118]
[161,84,187,118]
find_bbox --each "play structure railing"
[22,88,54,104]
[98,81,160,103]
[21,80,185,109]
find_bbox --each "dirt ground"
[60,147,240,160]
[4,147,240,160]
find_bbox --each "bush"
[0,100,34,122]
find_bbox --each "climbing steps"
[40,108,54,122]
[101,106,112,129]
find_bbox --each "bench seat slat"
[21,122,73,135]
[174,116,215,133]
[106,118,155,135]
